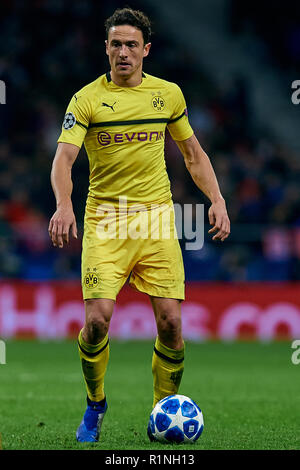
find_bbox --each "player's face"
[106,25,151,81]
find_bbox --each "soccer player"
[48,8,230,442]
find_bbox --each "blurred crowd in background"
[0,0,299,282]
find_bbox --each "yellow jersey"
[57,71,193,208]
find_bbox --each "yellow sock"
[152,336,185,409]
[78,329,109,402]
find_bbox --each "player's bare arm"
[175,133,230,242]
[49,142,79,248]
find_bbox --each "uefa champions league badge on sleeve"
[62,112,76,130]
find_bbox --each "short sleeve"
[167,84,194,141]
[57,93,91,148]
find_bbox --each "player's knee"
[157,312,181,338]
[86,315,110,342]
[84,300,113,343]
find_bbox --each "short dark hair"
[105,7,152,44]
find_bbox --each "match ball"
[147,394,204,443]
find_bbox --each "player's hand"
[208,199,230,242]
[48,203,78,248]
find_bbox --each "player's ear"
[105,39,109,56]
[143,42,151,58]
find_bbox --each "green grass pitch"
[0,339,299,450]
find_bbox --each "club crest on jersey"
[84,268,99,289]
[151,95,165,112]
[63,112,76,130]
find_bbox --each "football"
[147,394,204,443]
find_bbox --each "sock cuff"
[154,336,185,363]
[78,329,109,356]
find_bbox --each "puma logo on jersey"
[102,101,116,112]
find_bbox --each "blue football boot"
[76,396,108,442]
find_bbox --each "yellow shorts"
[81,199,185,301]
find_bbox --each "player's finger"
[209,213,222,234]
[208,225,218,233]
[223,221,231,241]
[212,230,223,240]
[212,231,223,241]
[208,209,215,226]
[214,218,230,241]
[224,219,231,237]
[210,218,224,240]
[48,223,55,244]
[62,225,69,244]
[220,229,229,241]
[48,219,53,236]
[56,222,64,248]
[49,219,58,246]
[71,220,78,239]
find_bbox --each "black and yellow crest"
[151,95,165,112]
[84,269,99,289]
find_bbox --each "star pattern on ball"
[147,394,204,443]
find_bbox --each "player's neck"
[110,69,143,88]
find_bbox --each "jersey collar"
[106,71,146,84]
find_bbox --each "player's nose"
[119,44,128,57]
